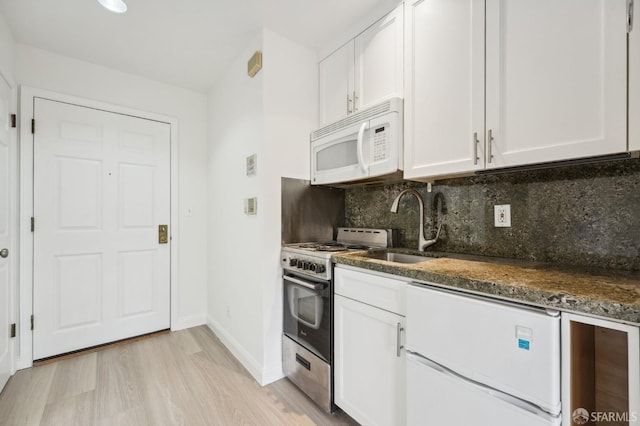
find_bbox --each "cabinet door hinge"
[31,118,35,134]
[10,114,16,128]
[31,217,35,232]
[30,315,34,331]
[628,0,634,33]
[10,323,15,338]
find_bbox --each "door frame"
[0,71,18,381]
[18,86,179,369]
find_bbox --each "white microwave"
[311,97,403,186]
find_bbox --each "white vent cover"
[311,97,403,141]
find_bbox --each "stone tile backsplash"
[344,158,640,270]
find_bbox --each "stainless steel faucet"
[390,188,444,252]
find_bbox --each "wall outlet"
[494,204,511,227]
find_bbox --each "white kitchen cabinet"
[561,313,640,426]
[404,0,630,181]
[403,0,485,179]
[319,42,354,127]
[334,266,406,426]
[318,5,403,127]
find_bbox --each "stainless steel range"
[281,228,391,413]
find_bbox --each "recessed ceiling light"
[97,0,128,14]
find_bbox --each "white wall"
[0,12,15,84]
[207,29,316,384]
[16,44,208,330]
[207,32,266,378]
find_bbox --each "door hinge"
[30,217,35,232]
[10,323,15,338]
[10,114,16,128]
[628,0,634,33]
[31,118,35,134]
[30,315,34,331]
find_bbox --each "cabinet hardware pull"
[347,94,353,114]
[353,91,359,112]
[487,129,494,164]
[295,353,311,371]
[396,322,404,357]
[473,132,479,165]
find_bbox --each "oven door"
[283,273,331,362]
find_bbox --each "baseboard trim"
[261,366,285,385]
[206,315,264,384]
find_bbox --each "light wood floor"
[0,326,359,425]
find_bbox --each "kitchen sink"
[362,251,434,264]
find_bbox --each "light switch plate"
[494,204,511,227]
[244,197,257,215]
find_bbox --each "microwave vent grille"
[311,97,402,141]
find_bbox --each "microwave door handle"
[357,122,369,173]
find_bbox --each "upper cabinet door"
[318,5,404,128]
[485,0,628,169]
[354,5,404,112]
[319,41,354,127]
[404,0,485,181]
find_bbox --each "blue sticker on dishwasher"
[518,339,530,350]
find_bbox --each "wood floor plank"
[168,327,202,355]
[95,405,150,426]
[130,333,207,426]
[94,345,144,420]
[0,326,359,426]
[0,362,57,426]
[40,390,95,426]
[46,352,97,404]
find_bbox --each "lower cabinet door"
[406,353,561,426]
[334,294,405,426]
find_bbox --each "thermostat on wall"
[244,197,257,215]
[246,154,257,176]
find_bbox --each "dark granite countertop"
[332,249,640,325]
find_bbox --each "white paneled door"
[33,98,171,360]
[0,79,12,391]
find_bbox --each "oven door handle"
[284,275,327,292]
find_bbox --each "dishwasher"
[406,283,562,426]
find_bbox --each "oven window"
[316,139,358,171]
[287,286,324,330]
[297,292,319,325]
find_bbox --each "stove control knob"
[309,263,317,272]
[300,261,308,270]
[289,258,298,267]
[317,264,326,274]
